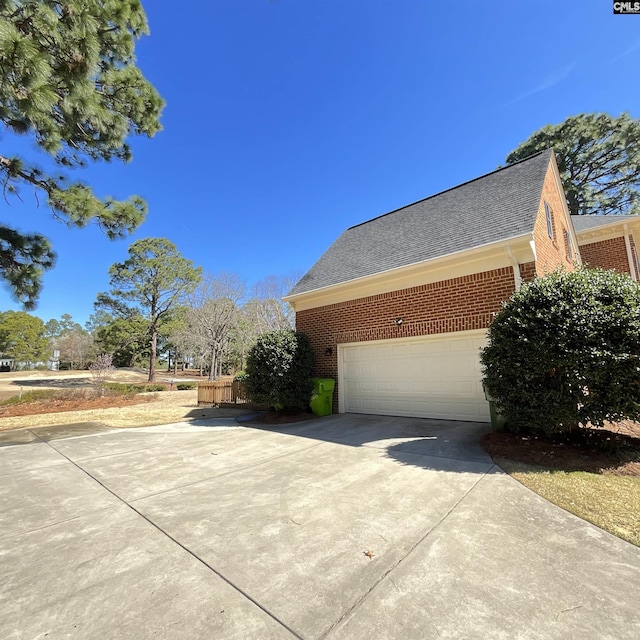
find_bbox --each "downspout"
[505,246,522,290]
[623,224,637,281]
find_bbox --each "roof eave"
[284,233,533,306]
[575,216,640,244]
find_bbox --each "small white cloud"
[503,61,576,107]
[611,39,640,62]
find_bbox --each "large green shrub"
[481,267,640,436]
[245,330,315,410]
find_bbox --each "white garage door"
[339,331,490,422]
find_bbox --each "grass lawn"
[495,458,640,547]
[484,424,640,548]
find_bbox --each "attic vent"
[544,202,554,239]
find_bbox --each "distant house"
[0,357,58,372]
[285,150,640,422]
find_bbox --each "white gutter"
[623,223,637,281]
[505,246,522,290]
[284,232,532,303]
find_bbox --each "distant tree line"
[0,272,297,377]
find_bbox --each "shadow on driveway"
[238,412,495,474]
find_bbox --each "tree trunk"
[149,330,157,382]
[567,192,580,216]
[208,347,216,382]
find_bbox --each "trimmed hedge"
[105,382,167,394]
[176,382,196,390]
[481,267,640,435]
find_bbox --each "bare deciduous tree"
[185,273,246,381]
[243,273,298,334]
[167,272,300,377]
[89,353,114,395]
[57,330,95,369]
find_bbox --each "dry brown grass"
[0,390,247,431]
[0,368,210,401]
[497,459,640,547]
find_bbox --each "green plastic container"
[309,377,335,417]
[488,401,507,432]
[483,381,507,431]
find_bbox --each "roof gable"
[289,150,553,297]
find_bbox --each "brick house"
[284,150,640,422]
[572,215,640,279]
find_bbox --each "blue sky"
[1,0,638,326]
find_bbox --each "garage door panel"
[340,332,490,422]
[389,343,411,357]
[343,362,362,377]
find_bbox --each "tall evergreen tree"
[0,309,48,367]
[93,312,149,368]
[96,238,201,381]
[506,113,640,216]
[0,0,164,308]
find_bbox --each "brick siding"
[533,165,576,276]
[296,267,516,410]
[519,261,537,283]
[579,236,637,278]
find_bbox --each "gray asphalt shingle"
[289,150,552,296]
[572,214,640,233]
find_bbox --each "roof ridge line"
[347,149,552,230]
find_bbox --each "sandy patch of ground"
[0,390,247,431]
[0,368,204,401]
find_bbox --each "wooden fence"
[197,379,267,409]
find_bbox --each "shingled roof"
[571,214,640,233]
[288,150,554,297]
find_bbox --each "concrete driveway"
[1,414,639,640]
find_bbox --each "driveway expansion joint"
[317,465,497,640]
[0,504,123,542]
[126,441,325,503]
[36,433,308,640]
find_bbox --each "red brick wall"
[533,165,576,276]
[579,237,635,277]
[519,261,537,283]
[295,267,516,409]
